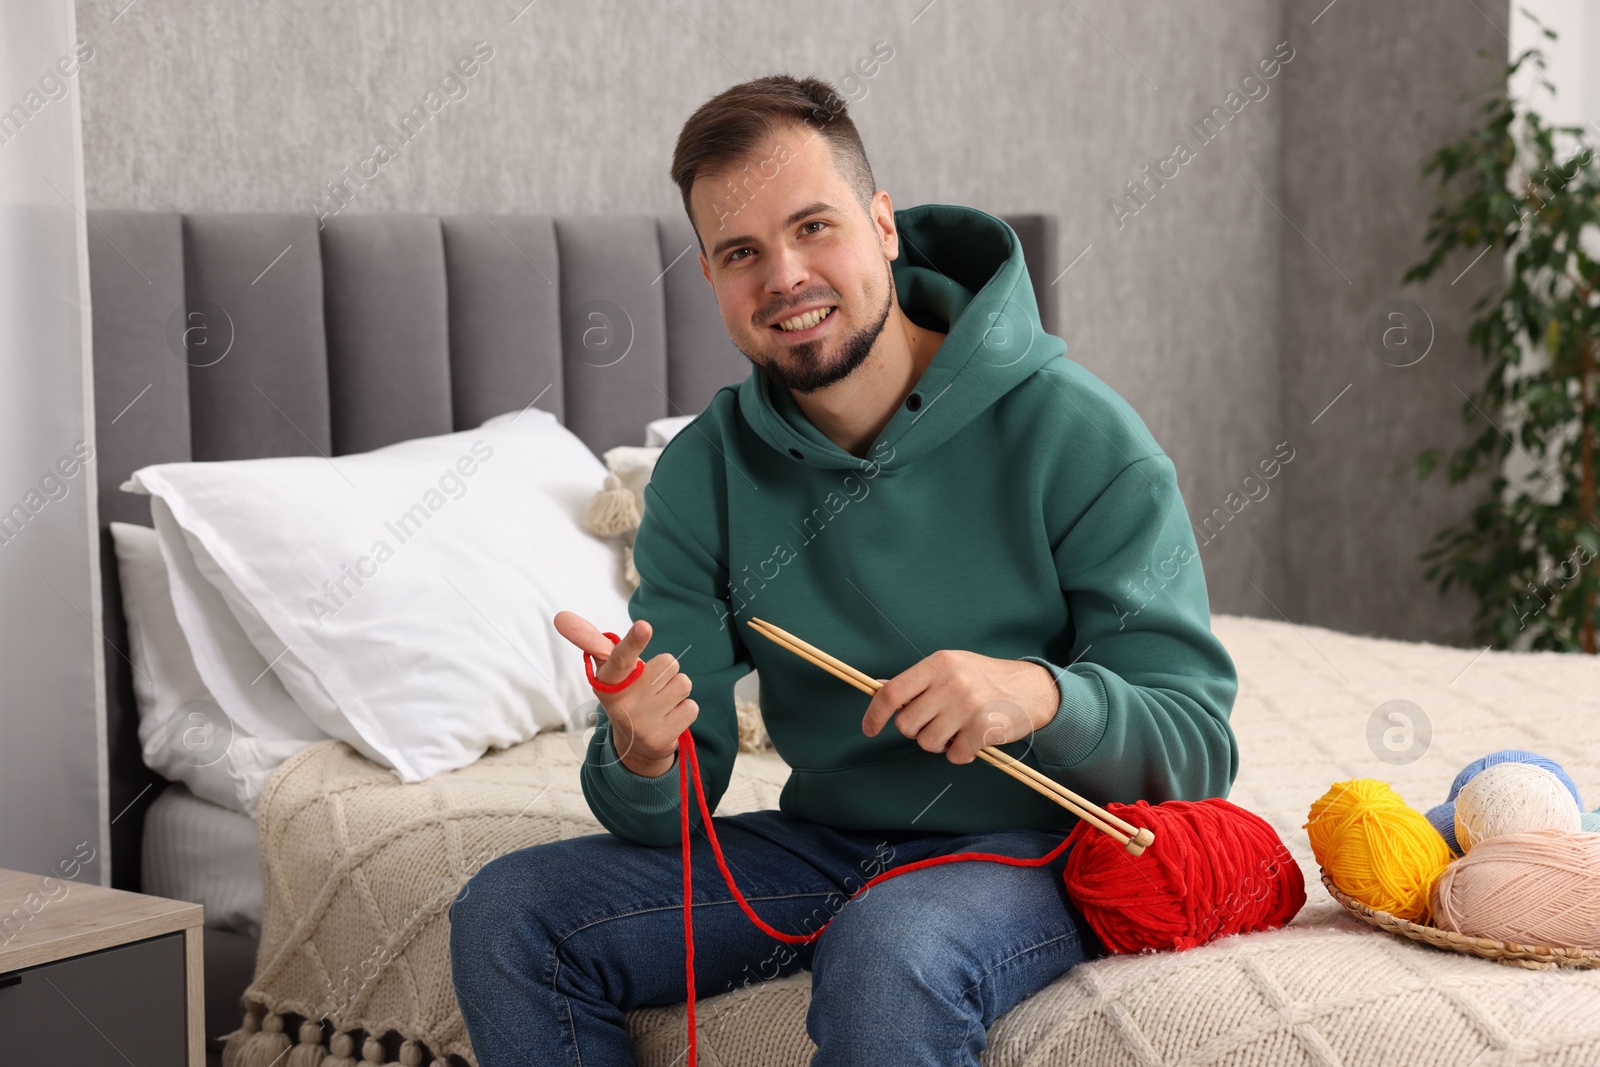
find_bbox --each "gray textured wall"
[1280,0,1508,644]
[73,0,1506,645]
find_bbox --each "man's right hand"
[552,611,698,778]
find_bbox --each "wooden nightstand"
[0,866,204,1066]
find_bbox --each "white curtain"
[0,0,107,883]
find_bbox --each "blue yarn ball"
[1426,800,1464,856]
[1447,749,1583,810]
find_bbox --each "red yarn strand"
[588,626,1301,1064]
[676,729,1077,1065]
[679,730,697,1064]
[584,632,646,692]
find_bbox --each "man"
[450,73,1239,1066]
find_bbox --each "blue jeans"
[448,808,1107,1066]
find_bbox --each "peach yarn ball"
[1431,828,1600,949]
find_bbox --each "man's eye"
[726,221,825,264]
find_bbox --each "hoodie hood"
[737,203,1066,472]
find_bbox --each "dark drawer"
[0,932,186,1064]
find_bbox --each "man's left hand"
[861,651,1060,764]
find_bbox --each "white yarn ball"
[1454,762,1581,852]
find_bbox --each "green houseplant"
[1403,19,1600,653]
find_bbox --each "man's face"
[692,126,896,396]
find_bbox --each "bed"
[87,208,1600,1067]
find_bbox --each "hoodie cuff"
[595,721,682,814]
[1019,655,1109,768]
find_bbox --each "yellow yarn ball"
[1305,778,1454,924]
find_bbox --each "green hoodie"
[580,202,1239,848]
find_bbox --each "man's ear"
[872,190,898,261]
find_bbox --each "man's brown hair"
[670,75,876,254]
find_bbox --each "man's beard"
[738,264,894,396]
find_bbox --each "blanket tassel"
[230,1011,291,1067]
[224,1011,440,1066]
[583,473,641,537]
[220,1010,257,1067]
[286,1019,326,1067]
[319,1031,359,1067]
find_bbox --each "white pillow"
[122,407,633,783]
[601,445,666,506]
[110,521,326,814]
[645,414,696,446]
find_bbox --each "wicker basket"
[1319,869,1600,970]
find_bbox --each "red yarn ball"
[1062,797,1305,954]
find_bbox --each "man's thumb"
[596,619,648,684]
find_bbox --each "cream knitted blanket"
[224,613,1600,1067]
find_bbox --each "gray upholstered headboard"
[87,208,1061,891]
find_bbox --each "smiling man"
[450,74,1240,1066]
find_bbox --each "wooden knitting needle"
[745,618,1141,837]
[745,618,1149,856]
[745,617,1153,857]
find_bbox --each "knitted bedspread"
[225,613,1600,1067]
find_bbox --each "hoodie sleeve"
[578,478,751,848]
[1017,452,1239,804]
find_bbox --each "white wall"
[1509,1,1600,134]
[1493,3,1600,648]
[0,0,107,883]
